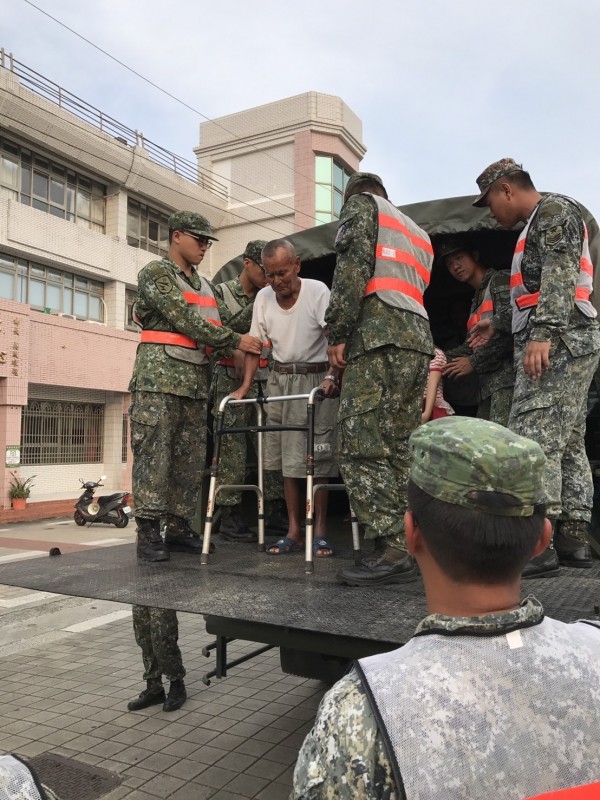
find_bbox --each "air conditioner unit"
[57,313,76,319]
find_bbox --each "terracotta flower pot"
[11,498,27,511]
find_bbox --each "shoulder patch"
[545,224,565,247]
[335,224,348,245]
[154,275,174,295]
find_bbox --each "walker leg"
[305,475,314,574]
[350,509,362,565]
[201,476,219,565]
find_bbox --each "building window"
[0,136,106,232]
[0,253,104,321]
[127,198,169,256]
[125,289,138,330]
[314,155,353,225]
[21,400,104,465]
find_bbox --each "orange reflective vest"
[467,278,494,332]
[139,273,222,366]
[510,200,596,333]
[362,194,432,319]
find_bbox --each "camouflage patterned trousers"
[337,346,430,550]
[478,386,514,427]
[130,391,207,521]
[509,340,599,532]
[210,367,283,507]
[132,605,185,682]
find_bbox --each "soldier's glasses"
[182,231,213,248]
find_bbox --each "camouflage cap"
[409,417,546,517]
[472,157,523,207]
[168,210,218,240]
[435,236,472,265]
[243,240,268,266]
[344,171,387,201]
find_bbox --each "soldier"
[128,211,261,561]
[470,158,600,576]
[438,238,514,426]
[327,172,434,587]
[292,417,600,799]
[127,211,261,713]
[211,241,286,543]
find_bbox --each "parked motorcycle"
[74,475,131,528]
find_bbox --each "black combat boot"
[522,519,560,578]
[163,679,187,712]
[127,680,165,711]
[336,544,418,587]
[264,498,288,533]
[136,518,169,562]
[219,505,257,543]
[164,516,215,554]
[554,521,593,568]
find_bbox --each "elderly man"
[211,240,286,543]
[470,158,600,576]
[327,172,434,587]
[438,238,514,426]
[232,239,340,557]
[293,417,600,800]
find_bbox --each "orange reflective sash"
[516,286,592,311]
[218,341,270,369]
[525,782,600,799]
[182,292,218,308]
[375,245,431,286]
[365,277,424,306]
[140,331,197,348]
[467,300,494,331]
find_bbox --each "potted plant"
[8,472,35,510]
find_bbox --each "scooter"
[74,475,131,528]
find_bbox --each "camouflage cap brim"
[472,157,522,208]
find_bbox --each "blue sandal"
[267,536,303,555]
[313,537,335,558]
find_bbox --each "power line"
[0,101,294,240]
[20,0,335,218]
[5,47,322,227]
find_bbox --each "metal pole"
[256,401,265,551]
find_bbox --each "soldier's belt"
[272,361,328,375]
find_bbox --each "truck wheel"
[115,509,129,528]
[74,511,86,526]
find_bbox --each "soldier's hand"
[467,319,495,349]
[444,356,474,378]
[524,340,551,380]
[238,334,262,355]
[328,343,347,369]
[320,377,340,398]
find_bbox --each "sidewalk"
[0,594,324,800]
[0,521,327,799]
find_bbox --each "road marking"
[86,537,134,546]
[63,609,131,633]
[46,521,71,527]
[0,591,58,608]
[0,529,10,532]
[0,551,46,563]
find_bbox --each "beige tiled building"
[0,51,365,517]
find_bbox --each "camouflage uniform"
[210,276,283,507]
[445,269,514,427]
[326,192,433,549]
[294,599,600,800]
[293,419,600,799]
[129,253,240,521]
[131,605,185,682]
[507,193,600,534]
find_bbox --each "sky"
[2,0,600,218]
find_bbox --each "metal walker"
[201,387,361,573]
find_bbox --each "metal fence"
[0,49,227,198]
[21,400,104,465]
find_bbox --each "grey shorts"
[264,370,339,478]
